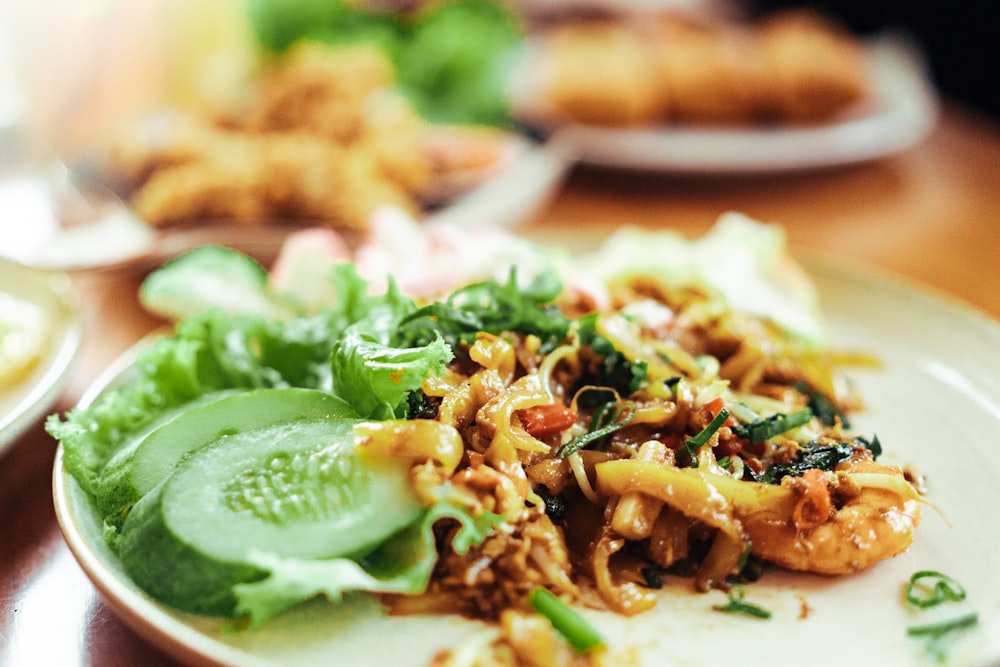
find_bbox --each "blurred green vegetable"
[248,0,398,53]
[246,0,523,125]
[397,0,522,126]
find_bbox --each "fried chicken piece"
[755,10,869,122]
[129,143,271,226]
[131,131,419,229]
[110,40,517,231]
[653,17,767,124]
[104,115,226,190]
[528,10,868,127]
[242,41,397,144]
[535,20,667,126]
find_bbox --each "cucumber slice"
[96,388,356,530]
[118,418,424,616]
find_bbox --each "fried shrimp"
[741,462,923,574]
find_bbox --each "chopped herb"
[529,587,605,652]
[751,440,855,484]
[641,566,663,589]
[854,434,882,459]
[795,381,849,428]
[712,585,771,619]
[557,402,635,458]
[665,375,682,389]
[684,407,731,467]
[905,570,967,609]
[716,456,732,469]
[397,268,570,353]
[665,558,697,578]
[536,485,566,521]
[405,391,438,420]
[577,318,648,395]
[732,408,812,444]
[727,543,764,585]
[907,612,979,637]
[907,612,979,662]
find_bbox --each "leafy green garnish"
[577,315,648,397]
[794,381,849,428]
[234,501,504,628]
[556,401,635,458]
[396,268,570,353]
[140,245,287,321]
[529,587,605,653]
[750,435,882,484]
[331,330,451,420]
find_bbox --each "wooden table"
[2,102,998,666]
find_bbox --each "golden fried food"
[107,41,509,231]
[536,20,667,126]
[653,17,766,124]
[529,10,869,127]
[130,129,420,228]
[241,42,397,144]
[755,10,869,122]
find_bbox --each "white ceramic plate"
[53,259,1000,667]
[512,35,939,173]
[0,260,82,453]
[0,138,571,273]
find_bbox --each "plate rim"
[0,260,83,454]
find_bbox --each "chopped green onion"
[641,566,663,589]
[733,408,812,444]
[557,402,634,458]
[907,612,979,662]
[529,587,605,652]
[684,407,730,467]
[795,381,848,428]
[905,570,967,609]
[907,613,979,638]
[686,407,731,449]
[712,585,771,619]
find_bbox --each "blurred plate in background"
[0,136,571,273]
[512,34,937,174]
[0,260,82,454]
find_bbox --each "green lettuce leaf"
[331,331,451,420]
[233,502,504,627]
[140,245,290,321]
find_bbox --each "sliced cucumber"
[118,418,424,617]
[96,388,356,530]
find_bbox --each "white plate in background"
[0,260,82,453]
[513,35,938,173]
